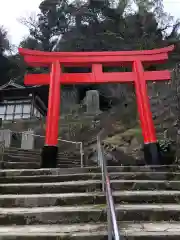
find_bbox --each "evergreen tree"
[20,0,180,54]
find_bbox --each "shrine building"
[0,80,47,122]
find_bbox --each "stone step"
[0,222,179,239]
[4,155,40,163]
[3,154,81,162]
[4,152,80,160]
[4,148,80,157]
[5,159,80,164]
[0,171,178,183]
[4,151,41,156]
[4,147,78,155]
[1,162,81,169]
[0,180,180,194]
[57,164,81,168]
[3,155,81,164]
[0,204,180,225]
[0,165,179,177]
[4,148,41,154]
[0,191,180,208]
[1,162,40,169]
[0,173,102,184]
[0,167,100,177]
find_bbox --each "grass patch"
[122,127,142,139]
[104,135,122,145]
[104,126,143,145]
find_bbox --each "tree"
[19,0,180,53]
[19,0,72,51]
[0,26,12,85]
[56,0,179,52]
[20,36,42,50]
[0,26,10,54]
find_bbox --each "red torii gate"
[19,45,174,168]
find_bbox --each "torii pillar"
[19,45,174,168]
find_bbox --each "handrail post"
[97,136,105,192]
[107,190,113,240]
[0,141,5,169]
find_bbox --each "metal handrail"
[97,132,120,240]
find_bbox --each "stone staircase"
[1,147,82,169]
[0,163,180,239]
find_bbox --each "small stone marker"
[0,129,11,148]
[21,129,34,150]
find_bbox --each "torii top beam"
[19,45,174,86]
[19,45,174,67]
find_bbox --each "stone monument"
[85,90,101,115]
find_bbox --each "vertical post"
[133,60,161,165]
[80,142,84,168]
[41,60,61,168]
[107,195,113,240]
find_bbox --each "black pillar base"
[143,142,161,165]
[41,146,58,168]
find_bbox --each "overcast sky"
[0,0,179,46]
